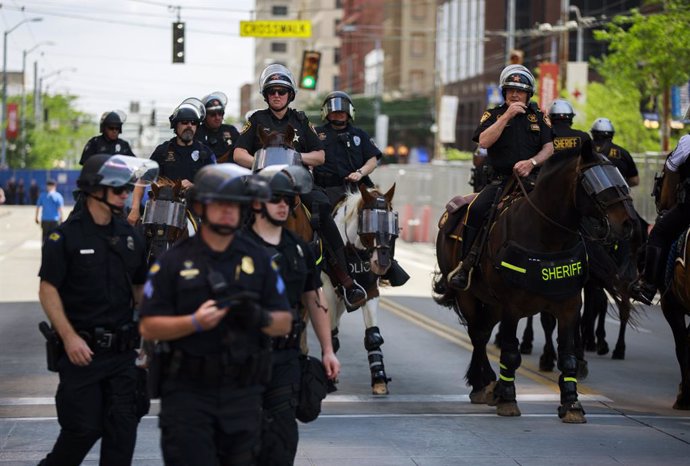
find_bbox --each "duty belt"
[166,351,242,386]
[76,324,139,353]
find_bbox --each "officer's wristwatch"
[529,158,537,167]
[356,169,364,175]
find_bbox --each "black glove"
[219,291,271,330]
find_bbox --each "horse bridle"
[343,195,399,270]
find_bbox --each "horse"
[650,163,690,410]
[322,183,399,395]
[140,176,196,266]
[433,142,636,423]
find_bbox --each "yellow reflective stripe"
[500,261,526,273]
[499,363,507,370]
[563,377,577,383]
[499,374,515,382]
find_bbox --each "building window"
[333,75,341,91]
[410,70,424,94]
[411,33,425,57]
[272,5,288,16]
[412,3,426,20]
[335,0,343,8]
[334,47,341,65]
[271,42,287,53]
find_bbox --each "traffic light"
[299,51,321,90]
[172,22,185,64]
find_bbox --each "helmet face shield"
[99,155,159,188]
[170,97,206,128]
[202,91,228,113]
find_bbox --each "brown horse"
[433,142,636,423]
[651,164,690,410]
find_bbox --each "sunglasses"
[111,185,132,195]
[179,120,198,126]
[268,194,295,205]
[207,111,224,117]
[266,88,289,96]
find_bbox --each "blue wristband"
[191,314,203,333]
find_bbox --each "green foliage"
[441,147,472,161]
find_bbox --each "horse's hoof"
[470,381,496,405]
[596,340,609,356]
[539,354,555,372]
[576,360,589,381]
[372,381,389,395]
[519,342,533,355]
[611,346,625,360]
[496,401,521,417]
[558,401,587,423]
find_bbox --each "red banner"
[6,103,19,140]
[538,63,559,113]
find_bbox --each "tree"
[593,1,690,151]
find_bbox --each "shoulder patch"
[543,113,552,128]
[480,111,491,124]
[148,263,160,275]
[48,232,61,242]
[240,121,251,134]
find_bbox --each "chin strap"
[260,204,287,227]
[87,191,123,215]
[328,119,348,129]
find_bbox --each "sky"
[1,0,256,122]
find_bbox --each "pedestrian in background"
[29,179,40,205]
[35,179,64,244]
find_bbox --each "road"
[1,205,689,465]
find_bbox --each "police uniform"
[196,123,240,161]
[80,135,135,165]
[314,122,381,196]
[140,231,290,465]
[594,140,638,181]
[552,122,591,153]
[235,108,323,155]
[38,208,147,466]
[245,227,321,465]
[150,138,216,182]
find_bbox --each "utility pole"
[559,0,570,89]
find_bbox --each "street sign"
[239,20,311,38]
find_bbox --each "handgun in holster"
[38,321,63,372]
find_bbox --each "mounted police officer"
[80,110,135,165]
[448,64,554,291]
[549,99,591,153]
[314,91,380,199]
[128,98,216,226]
[591,118,639,187]
[196,91,240,163]
[37,154,158,465]
[139,164,293,465]
[234,64,367,310]
[630,108,690,305]
[248,165,340,465]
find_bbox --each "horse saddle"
[438,193,477,240]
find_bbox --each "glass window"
[271,42,287,53]
[272,5,288,16]
[334,47,341,65]
[411,33,425,57]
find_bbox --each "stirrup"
[342,280,367,310]
[629,279,656,306]
[447,262,472,291]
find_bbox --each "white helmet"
[259,64,297,102]
[549,99,576,121]
[591,118,615,138]
[499,64,535,97]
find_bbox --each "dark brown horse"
[433,142,636,423]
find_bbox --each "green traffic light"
[301,76,315,89]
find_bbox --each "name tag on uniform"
[530,124,540,131]
[79,249,95,254]
[179,268,200,279]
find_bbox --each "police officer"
[196,91,240,163]
[128,98,216,225]
[80,110,135,165]
[591,118,639,187]
[248,165,340,465]
[139,164,293,465]
[448,64,554,290]
[314,91,381,198]
[630,108,690,304]
[234,64,367,309]
[549,99,591,153]
[37,154,158,465]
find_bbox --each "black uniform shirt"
[314,123,381,182]
[140,232,289,356]
[594,140,638,180]
[245,227,321,309]
[552,122,591,153]
[150,138,216,182]
[235,108,323,155]
[196,123,239,160]
[38,208,147,330]
[80,135,135,165]
[473,103,553,175]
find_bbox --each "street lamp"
[568,5,596,63]
[0,16,43,168]
[21,41,54,167]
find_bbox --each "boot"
[330,246,367,310]
[448,225,479,291]
[629,245,664,305]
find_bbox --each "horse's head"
[150,176,184,202]
[253,124,302,172]
[576,140,636,242]
[355,183,398,275]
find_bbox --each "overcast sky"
[1,0,256,122]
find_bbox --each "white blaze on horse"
[321,183,402,395]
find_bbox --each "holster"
[239,335,273,387]
[38,321,62,373]
[146,341,171,399]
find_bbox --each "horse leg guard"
[557,353,586,423]
[490,348,521,416]
[365,327,390,395]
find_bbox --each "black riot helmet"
[591,118,615,140]
[254,165,312,225]
[549,99,576,122]
[99,110,126,133]
[169,97,206,129]
[321,91,356,122]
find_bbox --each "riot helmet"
[321,91,356,122]
[549,99,576,122]
[259,64,297,103]
[99,110,126,133]
[499,64,535,99]
[202,91,228,115]
[591,118,615,140]
[169,97,206,129]
[255,165,312,225]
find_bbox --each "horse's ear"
[285,124,295,145]
[151,183,159,196]
[358,182,372,200]
[384,183,396,205]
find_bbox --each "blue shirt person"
[35,179,64,244]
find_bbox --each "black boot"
[448,225,479,291]
[629,245,664,305]
[331,245,367,310]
